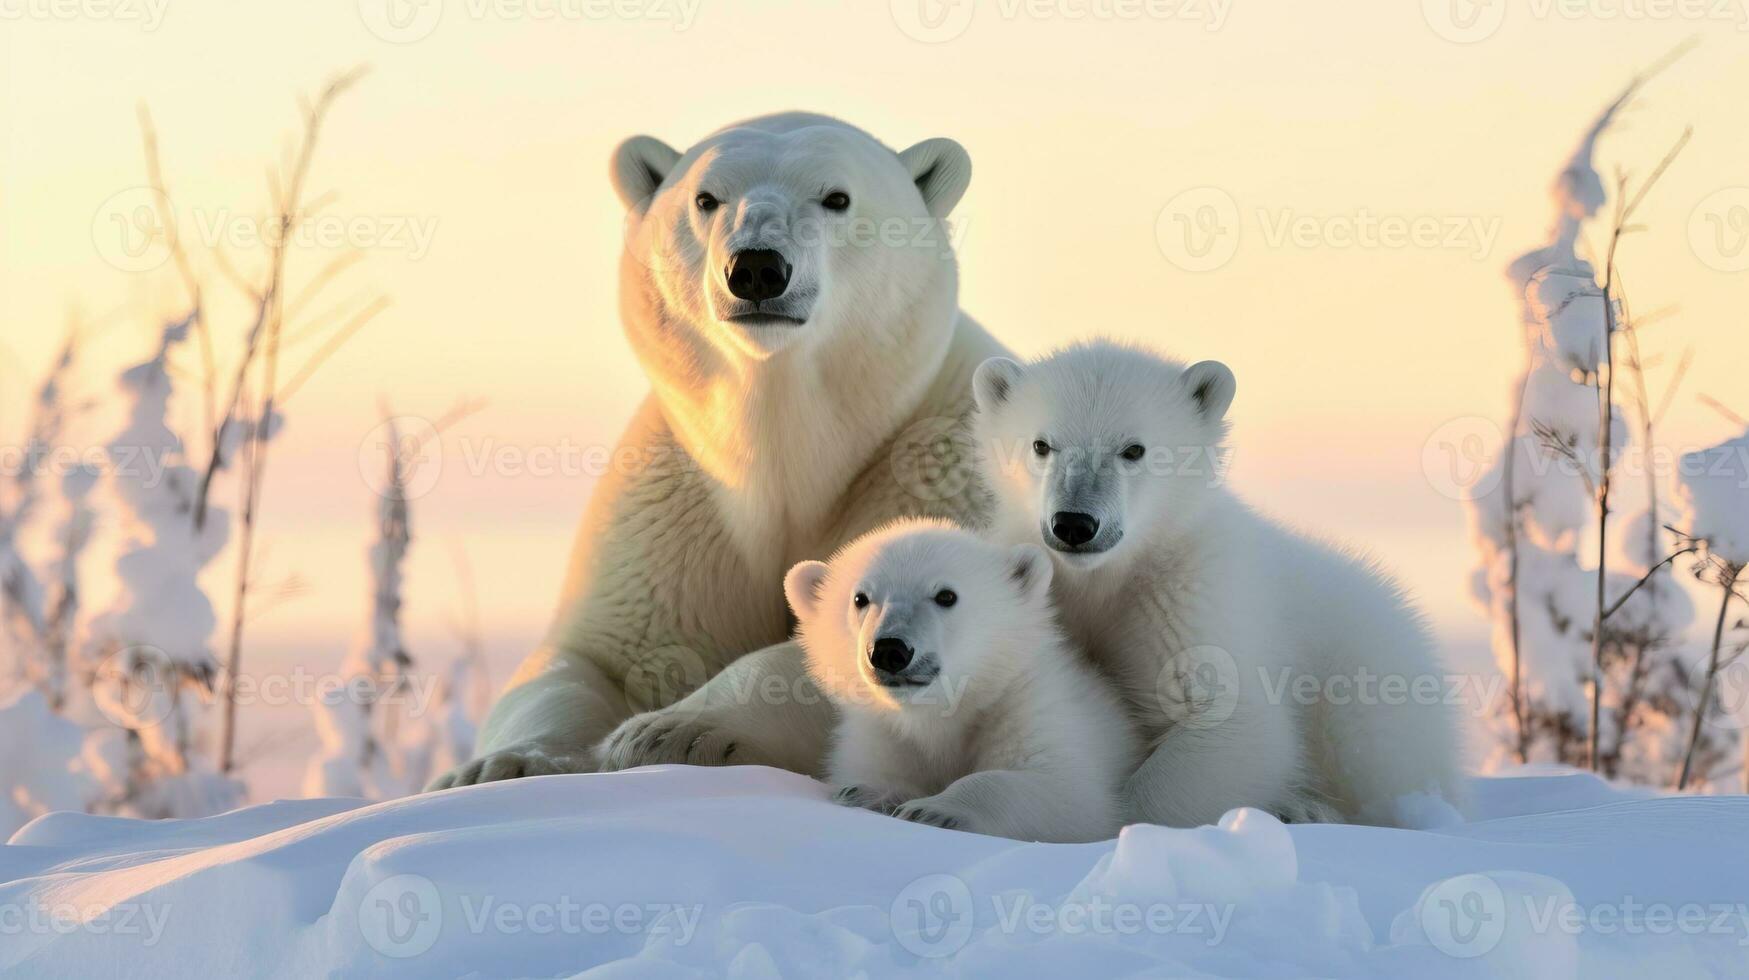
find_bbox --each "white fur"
[429,113,1005,790]
[785,519,1136,842]
[972,340,1466,827]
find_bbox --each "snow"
[1679,431,1749,567]
[0,691,95,839]
[3,766,1745,978]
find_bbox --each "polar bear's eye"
[1032,440,1052,458]
[934,589,958,609]
[853,592,869,609]
[1120,444,1146,462]
[695,192,720,212]
[822,191,851,212]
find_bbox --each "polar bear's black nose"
[870,637,914,674]
[726,248,791,302]
[1051,512,1100,547]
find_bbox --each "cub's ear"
[1184,360,1236,423]
[1007,543,1053,603]
[783,560,832,620]
[897,138,972,219]
[611,135,682,211]
[972,357,1024,414]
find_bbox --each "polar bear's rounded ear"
[783,560,832,620]
[611,135,682,211]
[1007,543,1053,603]
[898,138,972,219]
[1184,360,1236,423]
[972,357,1024,414]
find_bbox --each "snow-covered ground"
[1,766,1745,979]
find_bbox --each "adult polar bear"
[430,113,1004,788]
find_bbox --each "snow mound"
[2,766,1745,978]
[1679,431,1749,567]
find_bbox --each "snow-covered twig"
[1678,564,1742,790]
[215,68,366,774]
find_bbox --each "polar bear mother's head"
[612,113,971,362]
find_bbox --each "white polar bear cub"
[785,519,1137,843]
[971,341,1465,828]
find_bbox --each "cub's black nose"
[725,248,791,302]
[870,637,914,674]
[1050,511,1100,547]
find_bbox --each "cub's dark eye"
[934,589,958,608]
[852,592,869,609]
[1032,440,1052,457]
[1120,444,1146,462]
[822,191,851,212]
[695,193,720,212]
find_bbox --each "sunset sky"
[3,1,1746,794]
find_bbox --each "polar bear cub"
[971,341,1465,828]
[784,519,1137,843]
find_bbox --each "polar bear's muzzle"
[726,248,791,303]
[716,248,815,327]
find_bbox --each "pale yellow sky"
[3,2,1747,792]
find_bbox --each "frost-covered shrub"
[1466,87,1704,781]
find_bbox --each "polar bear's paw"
[596,709,766,771]
[892,799,965,831]
[424,741,595,790]
[833,785,903,815]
